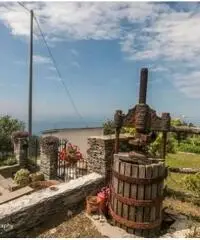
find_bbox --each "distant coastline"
[32,120,104,135]
[31,118,200,136]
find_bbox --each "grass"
[0,158,17,167]
[164,152,200,226]
[165,152,200,194]
[166,172,190,193]
[164,197,200,222]
[166,152,200,168]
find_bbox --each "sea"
[32,119,105,135]
[31,117,200,136]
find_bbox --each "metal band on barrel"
[109,204,161,230]
[112,170,165,184]
[110,185,163,206]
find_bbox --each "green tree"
[103,119,136,136]
[103,119,115,135]
[0,115,25,152]
[171,118,184,127]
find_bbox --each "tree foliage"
[148,133,177,157]
[103,119,115,135]
[103,119,136,136]
[102,118,199,156]
[0,115,25,152]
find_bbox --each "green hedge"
[178,143,200,154]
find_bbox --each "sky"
[0,1,200,132]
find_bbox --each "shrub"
[178,144,200,154]
[119,141,134,152]
[29,172,45,182]
[148,133,177,157]
[121,127,136,136]
[6,157,17,166]
[184,173,200,197]
[0,115,25,153]
[178,136,200,154]
[14,169,30,187]
[103,119,136,136]
[103,119,115,135]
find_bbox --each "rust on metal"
[110,185,163,206]
[114,110,124,153]
[109,205,162,230]
[139,68,148,104]
[112,170,166,184]
[114,68,171,159]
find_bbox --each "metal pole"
[162,131,167,159]
[114,128,120,154]
[28,10,33,137]
[139,68,148,104]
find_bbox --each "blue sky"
[0,2,200,131]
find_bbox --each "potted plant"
[66,143,83,166]
[59,143,83,166]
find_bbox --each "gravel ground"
[24,210,103,238]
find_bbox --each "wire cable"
[17,2,89,127]
[34,15,88,127]
[17,1,30,13]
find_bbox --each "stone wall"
[13,138,28,168]
[0,172,104,237]
[40,137,59,180]
[0,164,20,178]
[40,151,58,180]
[28,136,40,160]
[87,135,132,183]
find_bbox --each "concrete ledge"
[88,134,132,140]
[0,173,104,237]
[0,186,34,205]
[0,164,20,178]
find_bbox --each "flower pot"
[97,193,108,214]
[86,196,101,215]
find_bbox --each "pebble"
[92,215,100,220]
[49,228,57,234]
[67,210,73,217]
[99,217,106,223]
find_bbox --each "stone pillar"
[87,135,133,184]
[87,136,115,184]
[40,136,59,180]
[13,137,28,168]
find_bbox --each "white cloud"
[1,2,200,98]
[33,55,50,64]
[151,66,168,72]
[173,71,200,98]
[0,2,162,40]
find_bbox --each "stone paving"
[0,174,34,205]
[87,212,196,238]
